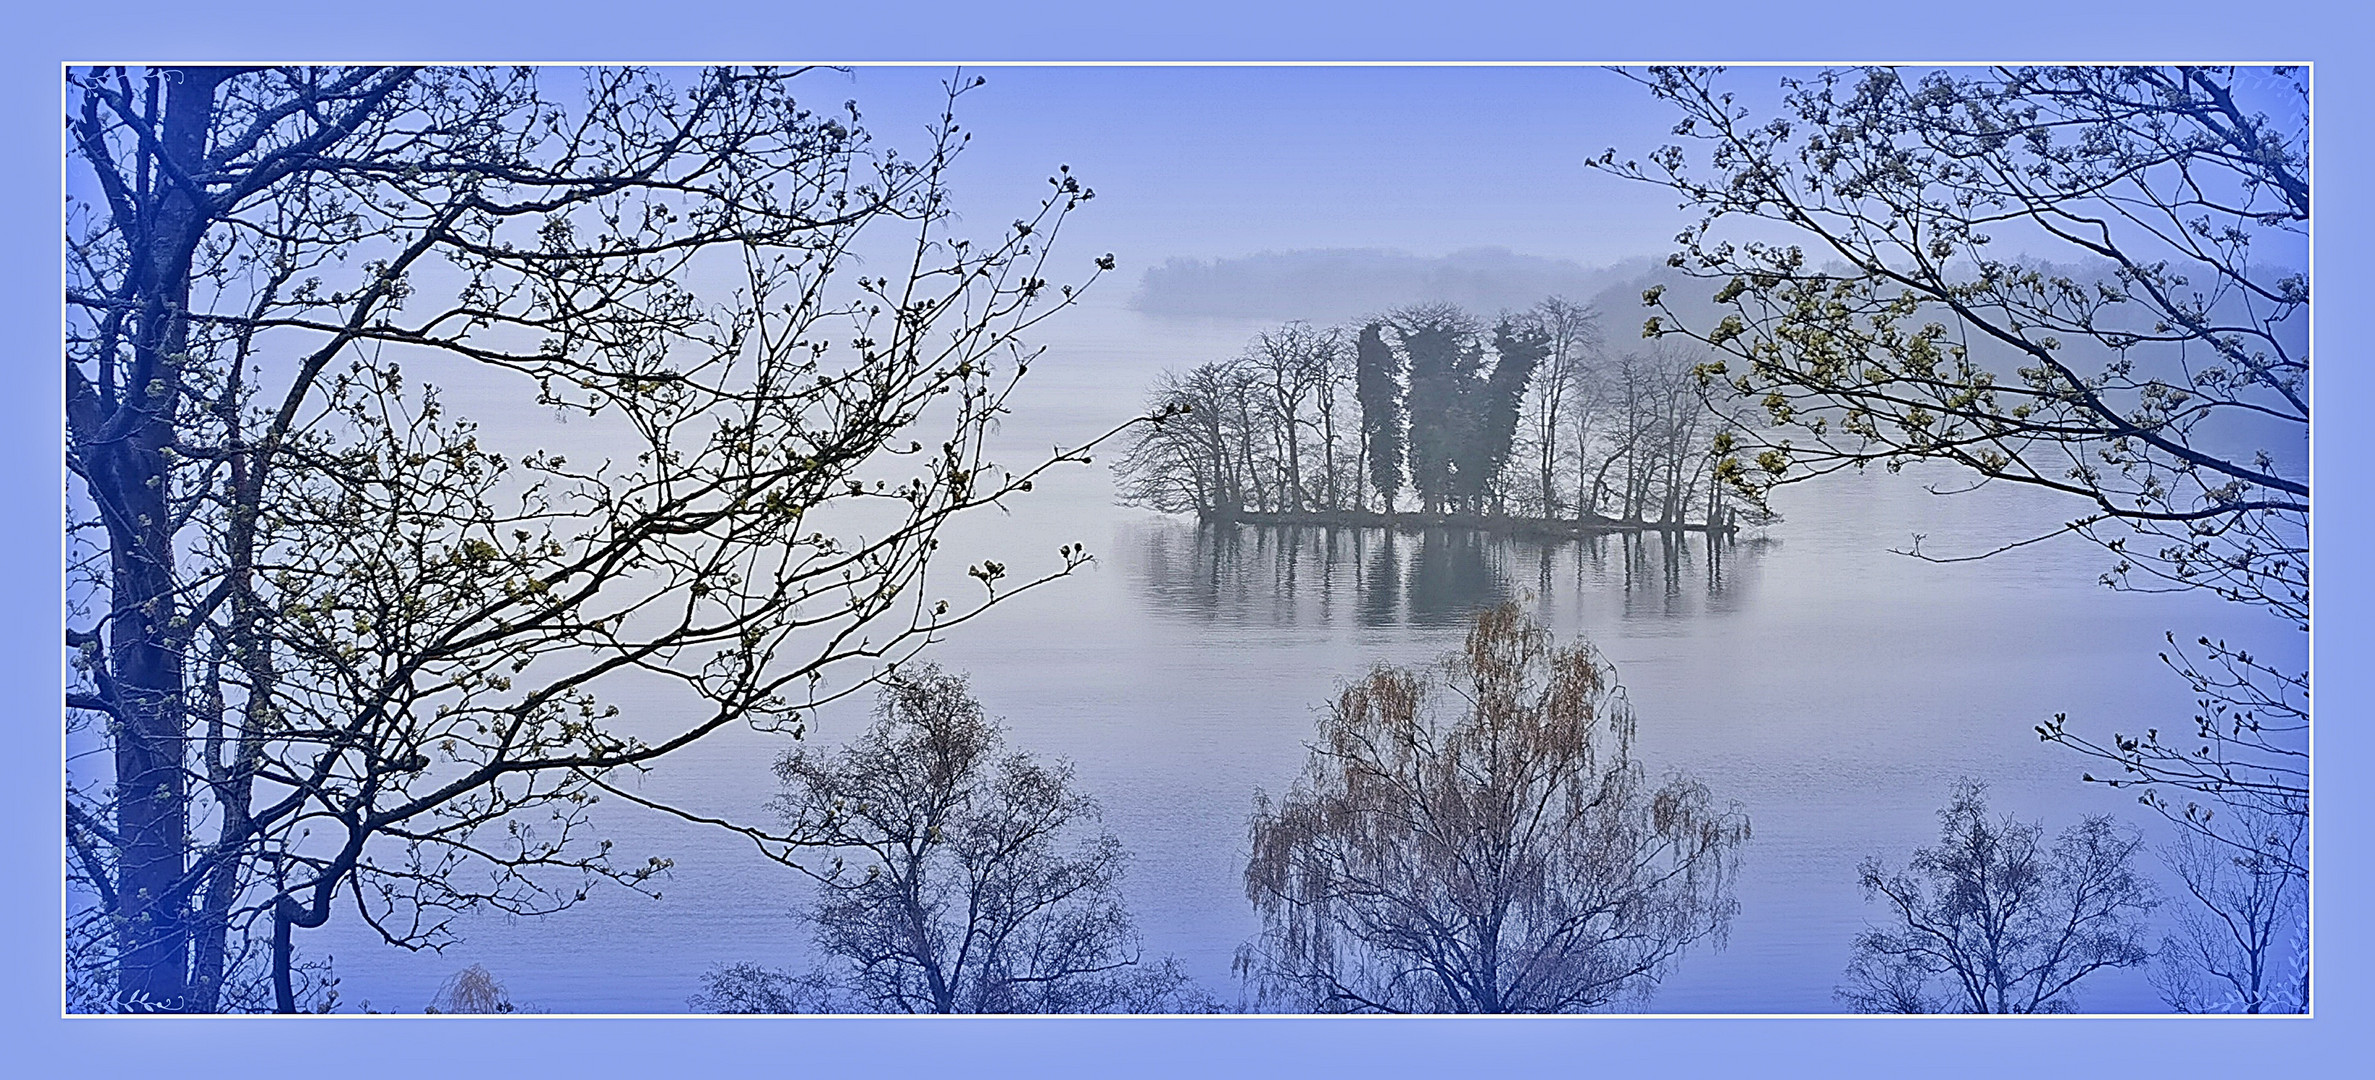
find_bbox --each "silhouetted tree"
[1246,323,1347,513]
[689,963,834,1014]
[1517,297,1600,518]
[1603,64,2307,874]
[1115,365,1234,515]
[64,65,1120,1012]
[1239,604,1749,1013]
[2153,804,2306,1013]
[758,664,1214,1014]
[1390,304,1556,516]
[1467,317,1550,514]
[1394,304,1484,513]
[1839,781,2155,1013]
[1308,329,1354,511]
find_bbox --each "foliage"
[1393,303,1485,513]
[1470,318,1550,511]
[756,664,1214,1014]
[1238,604,1749,1013]
[64,65,1119,1011]
[1354,322,1405,508]
[1599,65,2307,828]
[1601,64,2309,1004]
[1605,65,2306,609]
[1839,781,2155,1013]
[1386,303,1554,514]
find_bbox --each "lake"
[306,295,2301,1014]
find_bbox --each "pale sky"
[807,64,2308,289]
[824,65,1711,273]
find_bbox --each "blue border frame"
[9,3,2365,1075]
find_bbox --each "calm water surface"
[309,298,2300,1014]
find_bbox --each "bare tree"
[1113,365,1231,516]
[1238,604,1749,1013]
[2154,804,2306,1013]
[689,963,834,1014]
[1116,327,1359,521]
[1516,297,1600,518]
[1647,351,1716,527]
[751,663,1212,1014]
[1839,781,2156,1013]
[1245,323,1347,513]
[425,963,520,1014]
[64,65,1124,1012]
[1569,345,1712,528]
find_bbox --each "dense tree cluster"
[1115,300,1738,531]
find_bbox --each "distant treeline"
[1116,298,1748,532]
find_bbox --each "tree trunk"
[93,66,232,1011]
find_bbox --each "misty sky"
[824,65,1709,274]
[808,64,2308,300]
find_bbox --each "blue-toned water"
[305,297,2300,1014]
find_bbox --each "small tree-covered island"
[64,64,2304,1016]
[1114,301,1758,539]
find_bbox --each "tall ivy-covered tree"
[1393,304,1480,514]
[1391,305,1477,515]
[1392,305,1548,516]
[1463,317,1550,514]
[64,65,1120,1012]
[1353,321,1404,512]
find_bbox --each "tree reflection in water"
[1122,520,1768,628]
